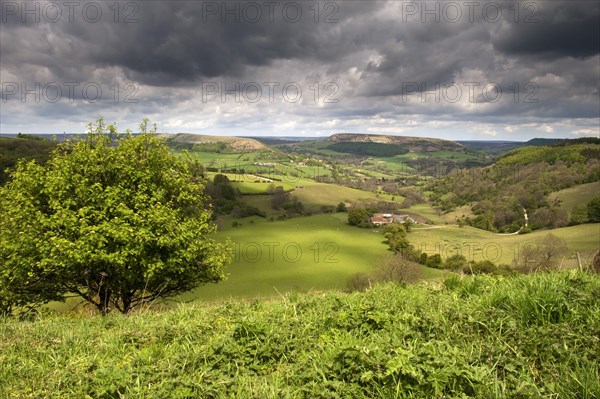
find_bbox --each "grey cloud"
[0,0,598,138]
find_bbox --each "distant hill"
[427,139,600,232]
[496,141,600,166]
[0,136,54,184]
[457,141,523,155]
[328,133,464,152]
[160,133,266,152]
[458,138,594,156]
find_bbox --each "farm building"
[370,213,417,226]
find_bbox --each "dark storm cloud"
[1,0,376,85]
[0,0,598,137]
[492,1,600,58]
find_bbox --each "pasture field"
[184,214,389,301]
[3,272,599,398]
[403,203,445,224]
[233,179,403,214]
[548,182,600,212]
[409,223,600,268]
[185,151,258,163]
[292,183,399,209]
[368,156,414,173]
[230,180,296,194]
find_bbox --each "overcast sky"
[1,0,599,140]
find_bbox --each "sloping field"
[163,133,266,151]
[548,182,599,212]
[409,223,600,267]
[185,214,388,301]
[328,133,464,152]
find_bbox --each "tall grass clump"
[1,271,599,398]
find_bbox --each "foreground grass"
[2,271,599,398]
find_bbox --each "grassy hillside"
[0,136,54,184]
[409,223,600,267]
[163,133,266,152]
[496,143,600,166]
[428,140,600,232]
[291,183,396,209]
[2,271,598,398]
[185,214,390,301]
[328,133,464,152]
[549,182,600,212]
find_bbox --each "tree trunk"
[121,292,132,315]
[98,285,110,316]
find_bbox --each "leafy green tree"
[283,197,304,216]
[347,208,370,226]
[0,118,231,315]
[270,186,290,210]
[383,223,410,253]
[587,197,600,222]
[570,205,588,225]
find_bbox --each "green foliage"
[425,253,443,268]
[282,196,304,216]
[348,208,371,226]
[383,223,410,253]
[496,143,599,166]
[444,254,468,270]
[192,141,228,153]
[336,201,348,212]
[519,226,532,234]
[463,260,498,275]
[1,272,598,398]
[428,142,600,232]
[327,142,409,157]
[0,136,54,185]
[0,118,232,315]
[587,197,600,222]
[570,204,589,225]
[270,185,290,210]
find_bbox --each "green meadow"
[549,182,600,212]
[183,214,389,302]
[409,223,600,267]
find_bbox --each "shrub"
[445,254,468,270]
[347,273,372,292]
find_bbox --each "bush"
[373,255,422,284]
[347,273,372,292]
[519,226,532,234]
[445,254,468,270]
[463,260,498,275]
[587,197,600,222]
[336,202,348,212]
[425,254,443,269]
